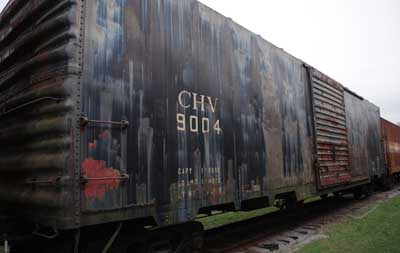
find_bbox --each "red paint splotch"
[89,140,97,151]
[82,158,121,203]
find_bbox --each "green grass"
[298,196,400,253]
[198,206,278,230]
[304,195,323,204]
[198,196,324,230]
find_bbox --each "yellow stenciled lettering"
[177,113,186,131]
[202,117,210,133]
[178,90,191,109]
[214,120,222,134]
[192,93,206,112]
[190,115,199,132]
[177,90,221,134]
[208,96,218,113]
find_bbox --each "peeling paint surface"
[82,158,121,204]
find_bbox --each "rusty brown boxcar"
[0,0,388,252]
[381,118,400,178]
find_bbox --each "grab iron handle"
[80,116,129,129]
[80,174,130,184]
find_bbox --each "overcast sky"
[198,0,400,123]
[1,0,399,123]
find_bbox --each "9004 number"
[177,114,222,134]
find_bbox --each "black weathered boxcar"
[0,0,387,251]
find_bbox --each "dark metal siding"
[344,90,385,180]
[0,0,84,229]
[381,118,400,175]
[80,0,314,227]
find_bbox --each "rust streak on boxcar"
[382,118,400,175]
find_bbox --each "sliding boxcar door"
[307,69,352,189]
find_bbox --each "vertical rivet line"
[73,0,86,226]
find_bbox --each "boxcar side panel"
[344,90,385,181]
[381,118,400,175]
[81,0,315,227]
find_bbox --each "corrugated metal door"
[308,69,352,189]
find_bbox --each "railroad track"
[205,187,400,253]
